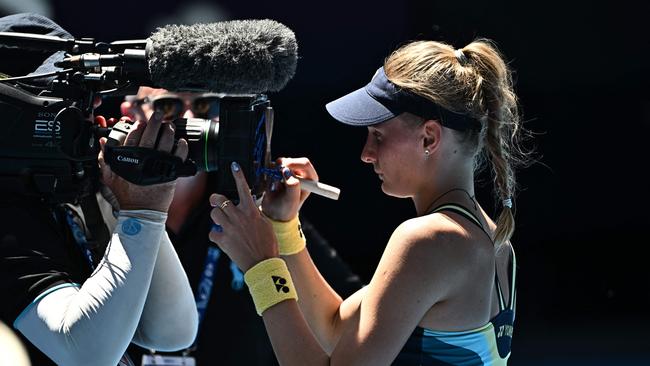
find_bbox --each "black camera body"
[0,80,97,202]
[0,77,273,203]
[0,33,274,204]
[104,94,272,200]
[207,95,272,201]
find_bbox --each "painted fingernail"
[282,168,292,179]
[211,223,223,233]
[231,162,240,172]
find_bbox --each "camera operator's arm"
[13,113,196,365]
[131,229,198,351]
[108,114,197,350]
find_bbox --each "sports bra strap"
[495,274,507,311]
[430,204,489,239]
[508,247,517,311]
[430,203,516,312]
[494,245,517,311]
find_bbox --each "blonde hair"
[384,39,531,247]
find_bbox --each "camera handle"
[103,120,197,185]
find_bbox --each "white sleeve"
[131,230,198,351]
[13,210,166,366]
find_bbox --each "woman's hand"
[262,157,319,221]
[209,162,279,272]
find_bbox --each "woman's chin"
[380,182,411,199]
[380,182,397,197]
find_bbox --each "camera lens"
[173,118,219,172]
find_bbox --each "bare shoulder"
[378,214,488,297]
[386,213,485,260]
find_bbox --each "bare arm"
[329,219,458,364]
[210,164,461,365]
[261,157,351,350]
[282,249,345,352]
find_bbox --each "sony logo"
[37,112,58,118]
[117,155,139,164]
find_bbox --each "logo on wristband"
[272,275,290,293]
[122,218,142,236]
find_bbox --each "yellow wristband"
[244,258,298,316]
[270,215,307,255]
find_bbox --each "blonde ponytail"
[385,39,533,246]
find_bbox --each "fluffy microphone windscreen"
[147,19,298,94]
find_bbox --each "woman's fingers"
[281,167,300,187]
[279,157,319,181]
[210,193,233,225]
[278,158,318,204]
[208,226,224,245]
[279,167,303,202]
[209,193,221,207]
[230,162,256,211]
[208,175,280,270]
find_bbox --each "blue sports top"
[393,204,517,366]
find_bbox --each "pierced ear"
[422,119,442,152]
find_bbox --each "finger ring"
[219,200,231,210]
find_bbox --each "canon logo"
[117,155,139,164]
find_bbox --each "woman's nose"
[360,135,376,164]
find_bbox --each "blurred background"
[2,0,649,364]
